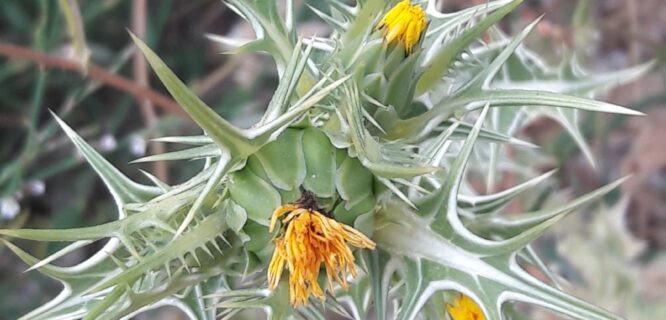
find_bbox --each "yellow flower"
[447,294,485,320]
[267,191,376,306]
[378,0,427,54]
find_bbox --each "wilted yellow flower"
[447,294,485,320]
[267,191,376,306]
[378,0,427,54]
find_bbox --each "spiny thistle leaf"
[130,32,257,157]
[416,0,523,95]
[51,111,160,206]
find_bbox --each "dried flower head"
[267,191,376,305]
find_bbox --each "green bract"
[1,0,651,319]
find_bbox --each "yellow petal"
[378,0,427,54]
[447,294,486,320]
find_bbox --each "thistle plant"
[0,0,652,319]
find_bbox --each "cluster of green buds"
[0,0,651,319]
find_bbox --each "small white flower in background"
[1,197,20,220]
[26,180,46,196]
[129,135,147,156]
[98,133,117,152]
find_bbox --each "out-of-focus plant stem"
[0,42,186,118]
[58,0,90,71]
[132,0,168,181]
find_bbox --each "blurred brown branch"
[0,42,187,118]
[133,0,168,181]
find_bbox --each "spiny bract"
[0,0,651,319]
